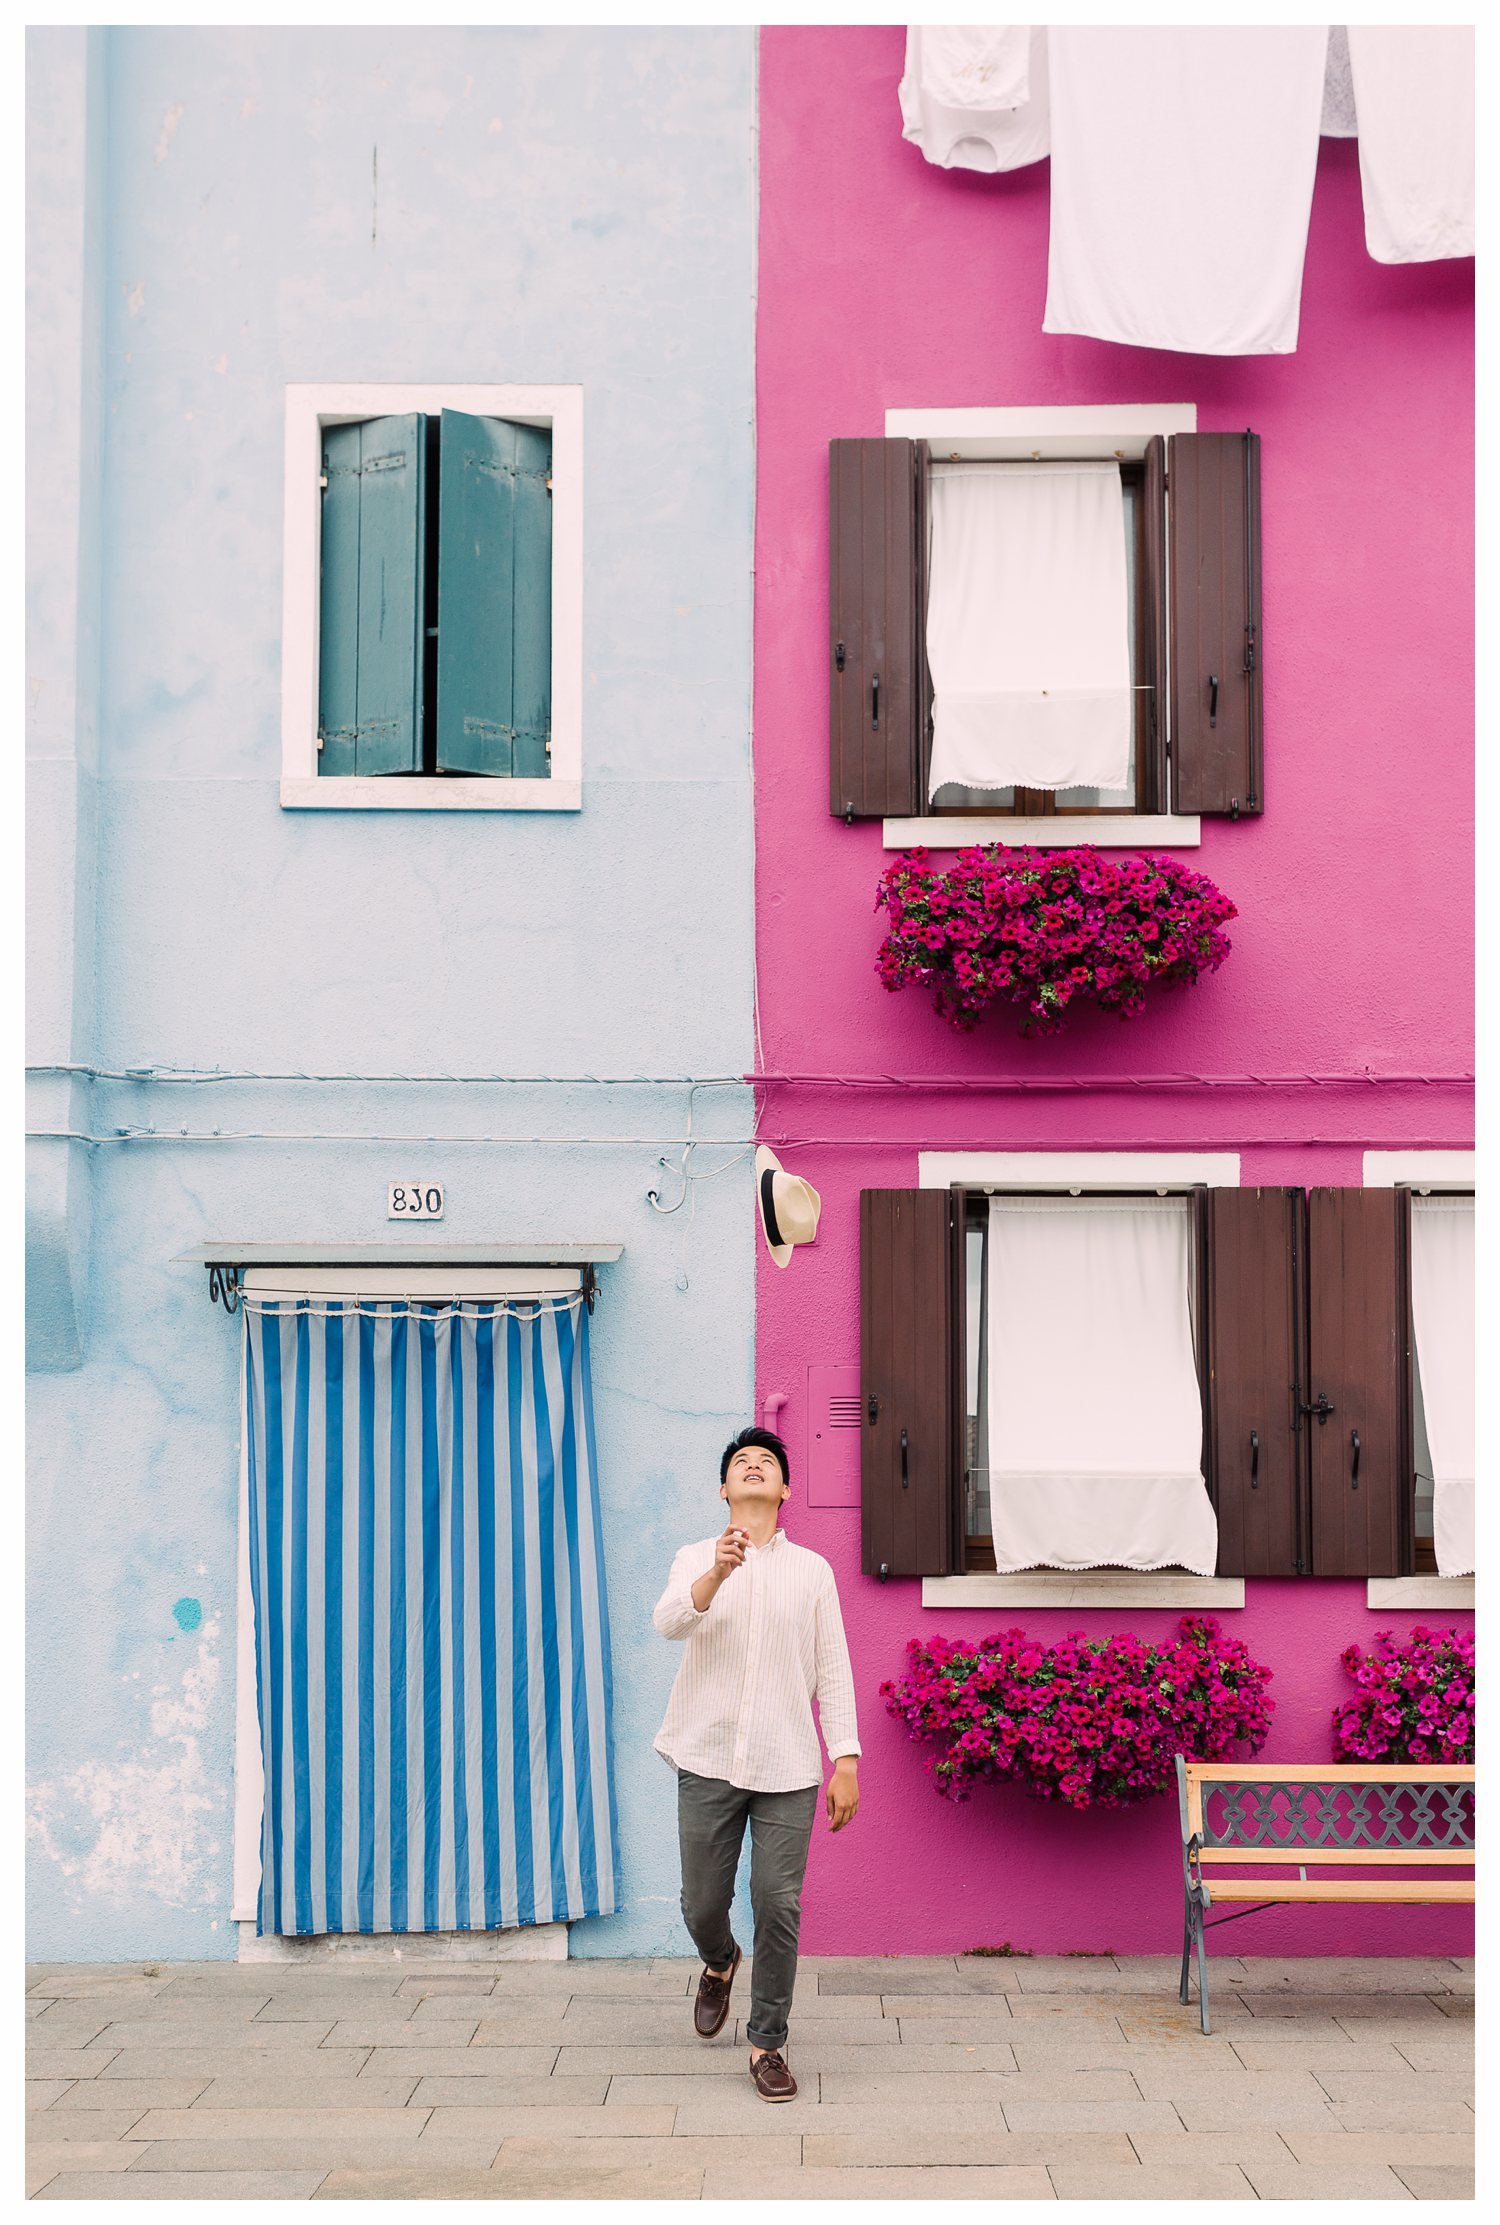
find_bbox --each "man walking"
[653,1425,860,2102]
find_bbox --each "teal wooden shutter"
[436,412,552,777]
[317,415,427,776]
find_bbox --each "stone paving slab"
[25,2145,149,2197]
[1238,1958,1466,1994]
[317,2159,708,2199]
[1312,2066,1473,2103]
[1241,1991,1450,2022]
[1241,2160,1416,2198]
[999,2096,1190,2135]
[191,2076,420,2110]
[1281,2130,1474,2167]
[702,2162,1056,2200]
[1231,2039,1415,2074]
[881,1992,1018,2020]
[89,2019,338,2052]
[1393,2164,1475,2198]
[22,2108,153,2143]
[322,2017,481,2048]
[1125,2129,1295,2166]
[49,2081,212,2113]
[123,2137,505,2175]
[418,2104,677,2141]
[25,2050,122,2081]
[93,2048,377,2082]
[128,2106,430,2143]
[1329,2092,1475,2133]
[804,2127,1139,2169]
[1047,2162,1256,2199]
[35,2170,329,2200]
[251,1996,417,2024]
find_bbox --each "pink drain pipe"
[761,1392,789,1437]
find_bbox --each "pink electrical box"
[805,1363,862,1507]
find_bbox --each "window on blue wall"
[318,411,552,778]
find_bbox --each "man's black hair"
[719,1425,790,1490]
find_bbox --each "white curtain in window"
[1043,27,1327,356]
[1409,1195,1474,1579]
[926,461,1131,799]
[985,1196,1217,1573]
[1346,28,1473,265]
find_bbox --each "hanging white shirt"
[900,25,1050,174]
[1043,26,1328,356]
[653,1529,861,1792]
[1346,28,1474,265]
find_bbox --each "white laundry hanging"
[1043,26,1328,356]
[983,1197,1218,1575]
[1346,27,1474,264]
[899,26,1050,174]
[1409,1195,1474,1580]
[925,459,1132,798]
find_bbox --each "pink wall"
[753,28,1473,1956]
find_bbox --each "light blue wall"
[27,26,758,1960]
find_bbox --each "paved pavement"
[26,1953,1473,2200]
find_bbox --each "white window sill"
[883,815,1200,850]
[280,777,580,812]
[1366,1577,1474,1608]
[923,1571,1244,1609]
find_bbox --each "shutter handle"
[1208,674,1219,728]
[900,1427,909,1488]
[1249,1430,1259,1488]
[835,640,846,673]
[871,674,880,729]
[1350,1430,1361,1489]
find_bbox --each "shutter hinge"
[319,473,329,490]
[316,731,324,752]
[835,640,846,672]
[867,1393,879,1425]
[1230,798,1240,821]
[843,805,855,826]
[546,475,553,494]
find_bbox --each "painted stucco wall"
[752,27,1473,1955]
[26,24,758,1961]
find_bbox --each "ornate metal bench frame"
[1176,1757,1475,2033]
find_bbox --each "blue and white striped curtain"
[244,1294,620,1937]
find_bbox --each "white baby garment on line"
[1043,26,1329,356]
[1346,27,1474,264]
[925,459,1132,798]
[899,25,1050,174]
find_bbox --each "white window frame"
[232,1263,580,1959]
[918,1148,1243,1608]
[1361,1152,1476,1608]
[884,403,1202,851]
[279,383,583,812]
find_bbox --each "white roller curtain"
[925,461,1131,799]
[984,1196,1217,1574]
[1409,1196,1475,1579]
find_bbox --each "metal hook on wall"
[646,1148,691,1214]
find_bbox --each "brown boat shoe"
[692,1942,742,2039]
[749,2047,797,2102]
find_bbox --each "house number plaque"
[388,1182,445,1221]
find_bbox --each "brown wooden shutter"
[1305,1188,1412,1578]
[829,439,929,820]
[859,1188,958,1578]
[1167,431,1263,818]
[1205,1188,1309,1576]
[1141,436,1169,813]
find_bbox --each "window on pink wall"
[859,1183,1461,1586]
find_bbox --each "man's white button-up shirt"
[652,1529,861,1792]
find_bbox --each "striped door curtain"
[243,1293,620,1937]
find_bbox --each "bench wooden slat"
[1184,1763,1474,1784]
[1206,1878,1474,1905]
[1197,1846,1473,1866]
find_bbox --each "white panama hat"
[755,1146,822,1268]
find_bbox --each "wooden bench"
[1175,1758,1475,2032]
